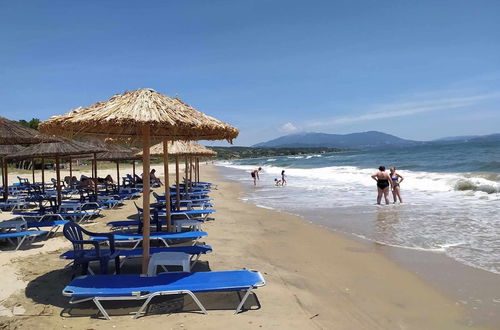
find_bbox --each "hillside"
[253,131,418,148]
[207,146,342,160]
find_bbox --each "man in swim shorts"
[251,167,262,186]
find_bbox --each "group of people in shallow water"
[250,167,287,186]
[371,166,404,204]
[250,165,403,205]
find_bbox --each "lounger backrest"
[63,222,85,251]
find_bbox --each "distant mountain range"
[253,131,419,148]
[253,131,500,148]
[435,134,500,143]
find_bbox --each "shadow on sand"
[25,259,261,319]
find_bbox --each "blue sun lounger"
[0,230,48,250]
[60,245,213,271]
[62,269,265,320]
[91,231,208,249]
[20,213,70,237]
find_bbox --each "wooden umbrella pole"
[2,158,7,201]
[132,160,136,177]
[0,157,4,192]
[175,156,180,211]
[116,161,120,192]
[93,153,98,199]
[55,155,62,206]
[69,157,73,187]
[196,158,199,183]
[163,140,171,232]
[189,156,193,189]
[32,158,35,184]
[41,158,45,193]
[141,125,151,275]
[184,156,188,198]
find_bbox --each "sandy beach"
[0,164,493,329]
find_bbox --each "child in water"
[274,178,282,186]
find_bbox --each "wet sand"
[0,164,492,329]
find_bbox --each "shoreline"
[0,164,494,329]
[216,164,500,329]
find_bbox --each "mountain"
[470,133,500,142]
[434,135,480,142]
[253,131,419,148]
[434,133,500,143]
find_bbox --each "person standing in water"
[390,167,404,203]
[371,166,391,205]
[250,167,262,186]
[281,170,287,186]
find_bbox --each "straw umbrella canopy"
[96,144,141,192]
[0,117,55,145]
[0,117,58,200]
[38,88,239,274]
[0,145,25,190]
[7,139,106,205]
[138,141,217,209]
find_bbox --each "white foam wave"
[217,162,500,195]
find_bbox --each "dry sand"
[0,164,492,329]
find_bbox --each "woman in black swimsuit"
[371,166,391,205]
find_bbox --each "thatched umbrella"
[96,144,141,192]
[0,117,54,145]
[0,145,25,194]
[190,145,217,184]
[140,141,216,209]
[7,139,106,205]
[39,88,238,274]
[0,117,57,200]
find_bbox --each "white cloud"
[306,92,500,128]
[279,122,299,134]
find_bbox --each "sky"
[1,0,499,146]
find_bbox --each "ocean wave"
[217,161,500,196]
[454,179,499,194]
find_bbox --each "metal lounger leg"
[189,254,200,270]
[14,235,29,251]
[234,289,252,314]
[93,298,111,320]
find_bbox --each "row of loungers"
[57,181,265,320]
[0,175,142,250]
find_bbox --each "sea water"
[216,140,500,274]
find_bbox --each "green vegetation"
[207,146,343,160]
[18,118,41,130]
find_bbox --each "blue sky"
[1,0,499,146]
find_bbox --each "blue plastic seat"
[63,222,121,277]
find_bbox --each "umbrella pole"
[0,157,3,194]
[93,153,98,199]
[116,161,120,192]
[141,125,151,275]
[2,157,7,201]
[189,157,193,189]
[175,156,180,211]
[69,157,73,187]
[163,140,171,232]
[132,160,136,177]
[32,158,35,184]
[196,157,200,183]
[184,156,188,198]
[41,158,45,193]
[55,156,62,206]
